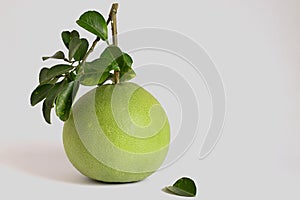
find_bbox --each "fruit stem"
[109,3,120,84]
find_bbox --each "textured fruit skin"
[63,82,170,182]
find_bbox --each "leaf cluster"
[30,10,135,124]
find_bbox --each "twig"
[109,3,120,84]
[81,37,100,63]
[109,3,119,46]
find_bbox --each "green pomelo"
[63,82,170,182]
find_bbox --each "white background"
[0,0,299,199]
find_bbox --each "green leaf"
[47,64,73,80]
[99,46,136,82]
[55,81,79,121]
[70,30,79,39]
[110,63,120,71]
[100,47,135,81]
[39,67,62,85]
[68,37,82,61]
[123,53,133,67]
[73,38,89,61]
[62,30,80,49]
[120,68,136,81]
[166,177,197,197]
[39,67,49,84]
[100,45,123,66]
[61,31,71,49]
[62,30,88,61]
[119,53,135,81]
[42,51,65,61]
[115,52,133,71]
[44,80,68,107]
[77,58,111,86]
[47,77,59,84]
[42,80,68,124]
[30,84,54,106]
[69,71,77,81]
[76,11,107,40]
[42,100,52,124]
